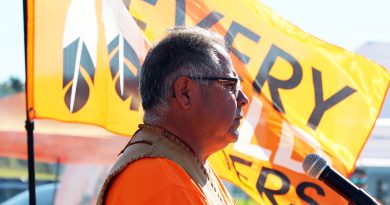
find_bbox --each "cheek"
[221,97,237,120]
[204,90,237,121]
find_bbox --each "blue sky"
[0,0,390,82]
[262,0,390,50]
[0,1,24,82]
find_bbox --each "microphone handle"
[319,166,380,205]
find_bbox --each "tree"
[0,77,25,97]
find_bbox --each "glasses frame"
[189,76,241,98]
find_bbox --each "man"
[98,26,248,204]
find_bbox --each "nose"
[236,89,249,107]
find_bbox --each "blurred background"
[0,0,389,204]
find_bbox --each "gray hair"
[139,26,229,123]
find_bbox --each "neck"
[144,120,210,164]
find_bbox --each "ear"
[173,76,196,110]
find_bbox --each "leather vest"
[97,124,235,205]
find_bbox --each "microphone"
[302,153,380,205]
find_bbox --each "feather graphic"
[103,0,149,110]
[63,0,98,113]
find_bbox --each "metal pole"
[25,120,36,205]
[23,0,36,204]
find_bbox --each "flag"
[26,0,389,204]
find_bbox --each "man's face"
[198,48,248,147]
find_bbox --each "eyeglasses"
[189,76,242,98]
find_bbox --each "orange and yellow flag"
[26,0,389,204]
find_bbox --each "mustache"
[235,109,243,119]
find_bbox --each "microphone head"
[302,153,328,179]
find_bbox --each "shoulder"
[106,157,207,204]
[118,157,198,188]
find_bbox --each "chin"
[226,130,239,143]
[217,133,237,151]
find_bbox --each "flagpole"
[25,120,36,205]
[23,0,36,204]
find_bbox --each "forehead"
[214,44,238,78]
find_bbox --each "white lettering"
[274,120,331,173]
[234,97,272,161]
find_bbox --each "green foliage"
[0,76,25,97]
[236,198,258,205]
[0,158,58,180]
[223,180,258,204]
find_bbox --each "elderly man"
[98,26,248,204]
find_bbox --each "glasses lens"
[188,76,242,98]
[235,80,241,98]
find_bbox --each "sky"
[0,0,390,82]
[0,1,24,82]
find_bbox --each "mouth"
[235,110,244,120]
[231,112,244,130]
[235,115,243,120]
[233,116,243,128]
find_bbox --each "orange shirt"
[106,157,235,204]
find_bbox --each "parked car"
[2,183,58,205]
[0,178,56,203]
[0,178,28,203]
